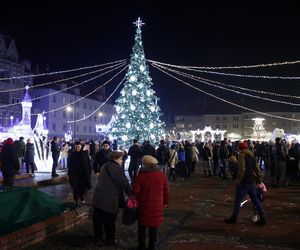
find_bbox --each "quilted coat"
[131,165,169,227]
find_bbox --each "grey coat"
[92,160,130,214]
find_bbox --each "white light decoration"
[146,90,151,96]
[150,134,155,139]
[116,106,120,112]
[138,83,143,88]
[149,122,154,129]
[141,113,145,118]
[141,97,145,102]
[129,75,137,82]
[121,114,126,119]
[140,65,145,72]
[130,104,136,111]
[132,89,137,96]
[121,90,125,96]
[150,106,155,112]
[122,135,128,141]
[134,54,138,58]
[126,122,131,128]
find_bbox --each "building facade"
[31,86,114,140]
[0,31,32,128]
[175,112,300,138]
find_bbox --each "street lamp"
[10,115,14,127]
[66,106,75,140]
[98,112,103,123]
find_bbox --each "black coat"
[1,144,19,177]
[68,150,92,192]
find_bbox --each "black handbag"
[122,195,138,225]
[105,166,127,208]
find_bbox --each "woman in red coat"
[131,155,170,250]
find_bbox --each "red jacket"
[131,166,169,227]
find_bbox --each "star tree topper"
[133,17,145,28]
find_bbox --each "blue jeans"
[231,182,265,219]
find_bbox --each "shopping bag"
[122,195,138,225]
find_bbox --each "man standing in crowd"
[94,140,112,178]
[13,137,25,174]
[51,136,60,177]
[128,139,141,181]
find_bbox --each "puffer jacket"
[131,165,169,227]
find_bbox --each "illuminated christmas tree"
[111,17,165,146]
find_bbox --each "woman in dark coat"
[92,150,130,246]
[1,138,19,188]
[67,141,91,205]
[131,155,170,250]
[24,138,36,175]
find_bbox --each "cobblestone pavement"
[20,164,300,250]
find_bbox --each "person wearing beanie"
[1,138,20,188]
[131,155,170,250]
[224,141,266,226]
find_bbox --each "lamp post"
[10,115,14,127]
[66,106,74,140]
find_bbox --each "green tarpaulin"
[0,186,67,236]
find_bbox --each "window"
[53,111,57,117]
[223,124,227,129]
[76,125,79,132]
[216,124,220,129]
[83,126,87,133]
[63,111,66,118]
[53,123,56,131]
[233,116,239,121]
[293,122,297,127]
[216,116,220,121]
[84,103,87,109]
[223,116,227,121]
[94,115,97,122]
[89,126,92,133]
[233,124,239,128]
[62,96,67,105]
[53,96,56,103]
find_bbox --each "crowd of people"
[1,135,300,248]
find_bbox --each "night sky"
[1,1,300,120]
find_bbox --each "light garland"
[151,62,300,99]
[147,59,300,70]
[153,63,300,106]
[151,64,300,122]
[148,59,300,80]
[0,61,125,93]
[0,62,126,108]
[67,77,125,123]
[0,59,126,81]
[31,64,128,116]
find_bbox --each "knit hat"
[238,141,248,150]
[5,138,14,145]
[142,155,158,167]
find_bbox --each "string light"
[151,64,300,122]
[31,64,128,116]
[0,62,126,108]
[0,61,125,93]
[67,77,125,123]
[148,59,300,80]
[0,59,126,81]
[151,62,300,99]
[153,63,300,106]
[147,59,300,70]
